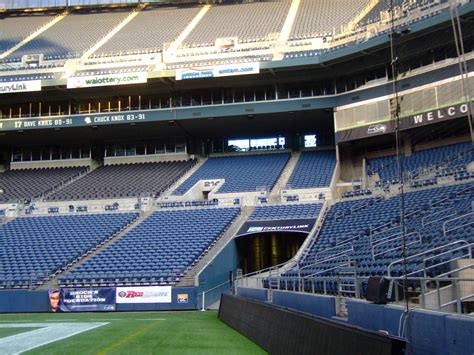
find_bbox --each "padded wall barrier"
[237,287,268,302]
[271,289,336,319]
[347,299,474,355]
[218,294,406,355]
[0,290,50,313]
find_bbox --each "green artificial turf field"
[0,311,266,355]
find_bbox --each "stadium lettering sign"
[175,63,260,80]
[336,102,473,143]
[0,80,41,94]
[410,102,472,126]
[67,72,147,89]
[2,112,147,131]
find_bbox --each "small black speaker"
[366,277,390,304]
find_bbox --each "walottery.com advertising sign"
[67,72,147,89]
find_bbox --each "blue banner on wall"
[59,288,116,312]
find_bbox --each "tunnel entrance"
[235,232,306,274]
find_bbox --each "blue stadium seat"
[60,207,240,286]
[174,153,290,195]
[0,212,138,288]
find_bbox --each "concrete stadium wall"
[10,159,93,170]
[104,153,190,165]
[197,240,240,308]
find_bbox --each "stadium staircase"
[270,151,301,196]
[177,205,255,287]
[345,0,380,32]
[39,210,149,290]
[36,163,99,201]
[164,5,211,60]
[162,157,207,196]
[80,5,142,61]
[0,11,68,60]
[272,0,301,61]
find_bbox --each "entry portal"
[236,232,306,274]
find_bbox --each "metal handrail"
[199,279,233,311]
[430,195,450,208]
[350,201,369,214]
[435,262,474,279]
[370,225,402,240]
[443,212,474,235]
[456,184,474,196]
[387,240,470,277]
[441,293,474,309]
[336,233,365,246]
[422,207,456,227]
[237,258,299,280]
[299,251,352,272]
[371,230,403,246]
[372,232,422,260]
[408,245,473,278]
[315,242,354,260]
[302,260,353,279]
[369,219,395,234]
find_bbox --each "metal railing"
[298,252,352,274]
[242,272,474,315]
[369,225,403,244]
[389,276,474,314]
[235,258,299,289]
[372,232,422,260]
[387,240,473,278]
[443,212,474,235]
[198,279,234,311]
[315,242,354,260]
[421,207,456,227]
[370,218,397,235]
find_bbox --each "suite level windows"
[105,143,187,157]
[11,146,91,162]
[304,135,317,148]
[227,137,286,152]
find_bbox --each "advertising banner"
[59,288,116,312]
[116,286,172,304]
[236,218,316,237]
[176,63,260,80]
[67,72,147,89]
[0,80,41,94]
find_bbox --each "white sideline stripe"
[0,322,108,354]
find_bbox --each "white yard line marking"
[0,322,108,354]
